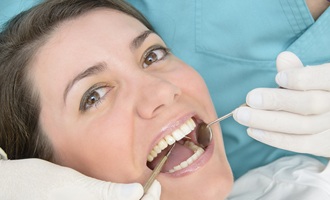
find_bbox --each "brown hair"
[0,0,153,161]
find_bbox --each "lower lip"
[162,138,214,177]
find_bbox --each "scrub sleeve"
[127,0,329,179]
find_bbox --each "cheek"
[75,117,145,182]
[179,67,211,102]
[44,111,139,182]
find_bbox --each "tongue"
[147,142,194,172]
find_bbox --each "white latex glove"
[0,153,161,200]
[233,51,330,157]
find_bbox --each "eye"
[80,84,112,112]
[142,46,170,68]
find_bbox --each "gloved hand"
[233,51,330,157]
[0,152,161,200]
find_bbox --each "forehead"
[33,8,149,72]
[51,8,147,44]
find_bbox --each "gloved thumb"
[141,180,161,200]
[276,51,304,72]
[108,183,144,200]
[108,180,161,200]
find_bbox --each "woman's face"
[31,9,233,199]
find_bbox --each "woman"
[0,0,233,199]
[2,1,330,199]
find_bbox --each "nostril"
[152,104,165,115]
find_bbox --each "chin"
[159,170,233,199]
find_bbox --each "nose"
[136,74,181,119]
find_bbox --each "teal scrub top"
[1,0,329,179]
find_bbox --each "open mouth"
[146,117,207,173]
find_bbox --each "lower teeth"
[168,141,204,173]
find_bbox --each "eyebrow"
[63,63,106,102]
[130,30,154,50]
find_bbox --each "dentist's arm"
[0,149,160,200]
[233,51,330,157]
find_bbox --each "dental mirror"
[196,103,247,148]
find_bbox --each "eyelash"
[79,83,112,112]
[142,45,170,68]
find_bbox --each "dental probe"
[142,143,176,195]
[196,103,247,148]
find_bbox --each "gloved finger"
[276,51,330,91]
[247,128,330,157]
[276,64,330,91]
[141,180,161,200]
[247,88,330,115]
[108,183,144,200]
[276,51,304,72]
[233,106,330,134]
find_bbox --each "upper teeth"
[147,118,196,162]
